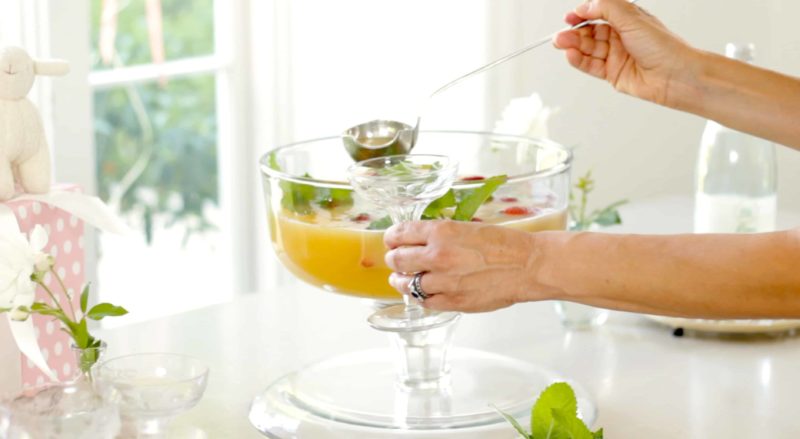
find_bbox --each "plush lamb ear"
[34,59,70,76]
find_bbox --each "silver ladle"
[342,12,636,162]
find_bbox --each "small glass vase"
[71,341,108,383]
[554,301,609,330]
[4,381,120,439]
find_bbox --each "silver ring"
[409,272,429,301]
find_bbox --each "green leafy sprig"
[568,171,627,231]
[14,266,128,379]
[496,382,603,439]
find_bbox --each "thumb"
[575,0,641,29]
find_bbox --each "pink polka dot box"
[0,185,85,392]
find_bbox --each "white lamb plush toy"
[0,46,69,201]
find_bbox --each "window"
[87,0,238,325]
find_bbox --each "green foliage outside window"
[90,0,214,70]
[90,0,218,244]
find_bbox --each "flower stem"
[37,281,68,317]
[51,267,78,321]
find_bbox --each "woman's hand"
[384,220,552,313]
[553,0,698,108]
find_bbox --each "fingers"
[385,246,430,273]
[554,27,610,56]
[421,294,460,312]
[388,272,458,297]
[385,242,484,274]
[384,221,436,249]
[564,12,583,26]
[553,29,580,50]
[556,27,611,80]
[574,0,640,29]
[387,272,465,312]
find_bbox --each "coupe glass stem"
[379,203,459,391]
[387,203,427,316]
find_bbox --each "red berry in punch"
[501,206,530,216]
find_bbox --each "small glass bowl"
[94,353,209,436]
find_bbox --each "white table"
[98,196,800,438]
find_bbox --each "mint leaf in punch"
[367,216,393,230]
[452,175,507,221]
[423,189,457,219]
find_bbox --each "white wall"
[488,0,800,213]
[284,0,488,141]
[274,0,800,215]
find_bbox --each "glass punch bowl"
[251,131,595,438]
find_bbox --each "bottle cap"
[725,43,755,63]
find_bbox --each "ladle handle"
[427,0,641,99]
[428,20,603,99]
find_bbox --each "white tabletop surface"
[98,196,800,438]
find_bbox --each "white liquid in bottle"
[694,43,777,233]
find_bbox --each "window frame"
[41,0,271,297]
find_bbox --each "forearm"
[531,229,800,318]
[672,49,800,149]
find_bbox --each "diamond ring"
[408,272,429,301]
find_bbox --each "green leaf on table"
[551,407,595,439]
[80,285,90,313]
[87,303,129,320]
[423,189,457,219]
[529,382,601,439]
[452,175,507,221]
[531,382,578,438]
[367,215,393,230]
[493,404,532,438]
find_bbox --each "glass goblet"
[348,154,459,390]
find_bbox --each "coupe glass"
[93,353,209,438]
[252,131,594,437]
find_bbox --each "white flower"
[0,225,49,319]
[493,93,554,139]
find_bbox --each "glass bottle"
[694,43,778,233]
